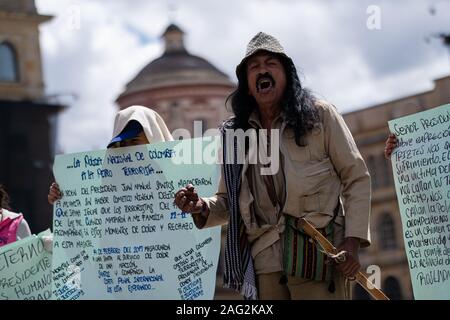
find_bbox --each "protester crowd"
[1,32,404,300]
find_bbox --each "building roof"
[130,50,230,82]
[0,0,37,15]
[162,23,185,36]
[343,74,450,117]
[118,24,234,98]
[0,99,66,112]
[0,0,52,23]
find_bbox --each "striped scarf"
[221,123,258,300]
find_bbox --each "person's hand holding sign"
[174,184,209,227]
[48,182,62,205]
[384,133,398,159]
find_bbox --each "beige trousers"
[257,271,351,300]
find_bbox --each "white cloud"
[35,0,450,154]
[38,0,161,153]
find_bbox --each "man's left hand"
[335,237,361,278]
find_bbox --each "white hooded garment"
[111,105,174,145]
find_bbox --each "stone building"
[344,75,450,300]
[116,24,235,136]
[0,0,65,232]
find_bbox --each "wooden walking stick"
[298,218,390,300]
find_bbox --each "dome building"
[116,24,235,135]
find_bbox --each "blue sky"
[35,0,450,154]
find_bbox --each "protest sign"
[51,137,222,300]
[0,230,52,300]
[388,103,450,300]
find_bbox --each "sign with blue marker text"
[388,103,450,300]
[51,137,222,300]
[0,230,52,300]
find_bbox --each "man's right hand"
[174,184,204,214]
[48,182,62,205]
[384,133,398,159]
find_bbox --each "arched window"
[0,42,19,82]
[193,118,208,136]
[379,155,393,187]
[367,154,394,190]
[367,155,379,189]
[169,100,180,121]
[378,213,397,250]
[383,276,403,300]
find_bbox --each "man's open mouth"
[256,74,275,93]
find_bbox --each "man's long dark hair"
[226,53,319,146]
[0,184,11,210]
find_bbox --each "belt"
[247,215,285,258]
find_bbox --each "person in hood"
[48,105,173,204]
[174,32,371,300]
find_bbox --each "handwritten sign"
[0,230,52,300]
[388,103,450,300]
[51,137,222,300]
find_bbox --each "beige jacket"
[201,101,371,248]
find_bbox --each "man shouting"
[174,32,371,300]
